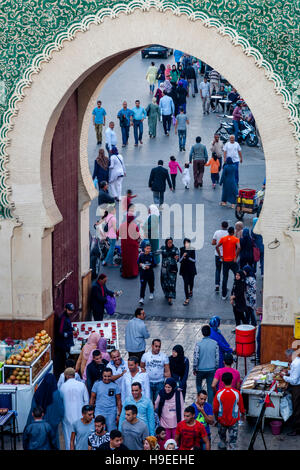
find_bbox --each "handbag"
[253,244,260,262]
[104,295,116,315]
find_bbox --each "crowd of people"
[24,306,249,451]
[20,52,271,452]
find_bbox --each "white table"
[210,95,223,113]
[219,99,232,116]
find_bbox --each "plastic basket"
[238,188,256,199]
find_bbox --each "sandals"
[168,300,173,305]
[183,299,189,306]
[219,202,226,206]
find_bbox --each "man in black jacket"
[185,63,197,97]
[90,273,115,321]
[86,349,109,395]
[148,160,173,209]
[54,303,75,379]
[98,180,115,207]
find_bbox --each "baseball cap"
[65,303,75,311]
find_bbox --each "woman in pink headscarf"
[85,338,111,371]
[75,332,100,379]
[165,64,171,80]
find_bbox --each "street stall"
[0,330,53,432]
[241,361,289,421]
[70,320,119,355]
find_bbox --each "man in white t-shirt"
[140,339,171,403]
[223,135,243,185]
[212,222,229,293]
[199,76,210,115]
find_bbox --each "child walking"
[182,163,191,189]
[122,189,137,212]
[138,243,155,304]
[168,156,182,190]
[205,152,220,189]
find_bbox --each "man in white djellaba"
[60,367,89,450]
[108,146,126,202]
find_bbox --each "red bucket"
[236,325,256,357]
[270,420,282,435]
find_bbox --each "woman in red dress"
[119,204,141,278]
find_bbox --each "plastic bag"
[93,178,98,189]
[280,393,293,421]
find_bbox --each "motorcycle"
[215,118,258,147]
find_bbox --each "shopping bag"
[104,295,116,315]
[280,393,293,421]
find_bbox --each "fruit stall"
[241,361,289,421]
[70,320,119,355]
[0,330,53,432]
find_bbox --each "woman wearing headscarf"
[176,80,188,114]
[170,65,179,86]
[92,148,109,190]
[165,64,171,81]
[160,238,179,305]
[85,337,111,370]
[143,436,159,450]
[209,316,233,369]
[146,62,158,94]
[26,373,64,449]
[239,227,254,268]
[177,64,185,79]
[169,345,189,400]
[234,221,244,239]
[219,157,238,208]
[243,265,257,326]
[251,217,264,276]
[146,97,160,138]
[155,378,184,440]
[119,204,141,278]
[162,78,172,94]
[179,238,197,306]
[154,83,164,105]
[108,146,126,202]
[143,204,160,265]
[157,64,166,87]
[230,270,247,326]
[75,332,101,379]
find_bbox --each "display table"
[70,320,119,355]
[219,99,232,115]
[0,360,53,433]
[210,95,222,113]
[242,386,284,420]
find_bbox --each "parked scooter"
[215,118,258,147]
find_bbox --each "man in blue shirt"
[92,100,107,145]
[131,99,147,146]
[117,101,133,147]
[119,382,155,436]
[125,307,150,364]
[159,91,175,136]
